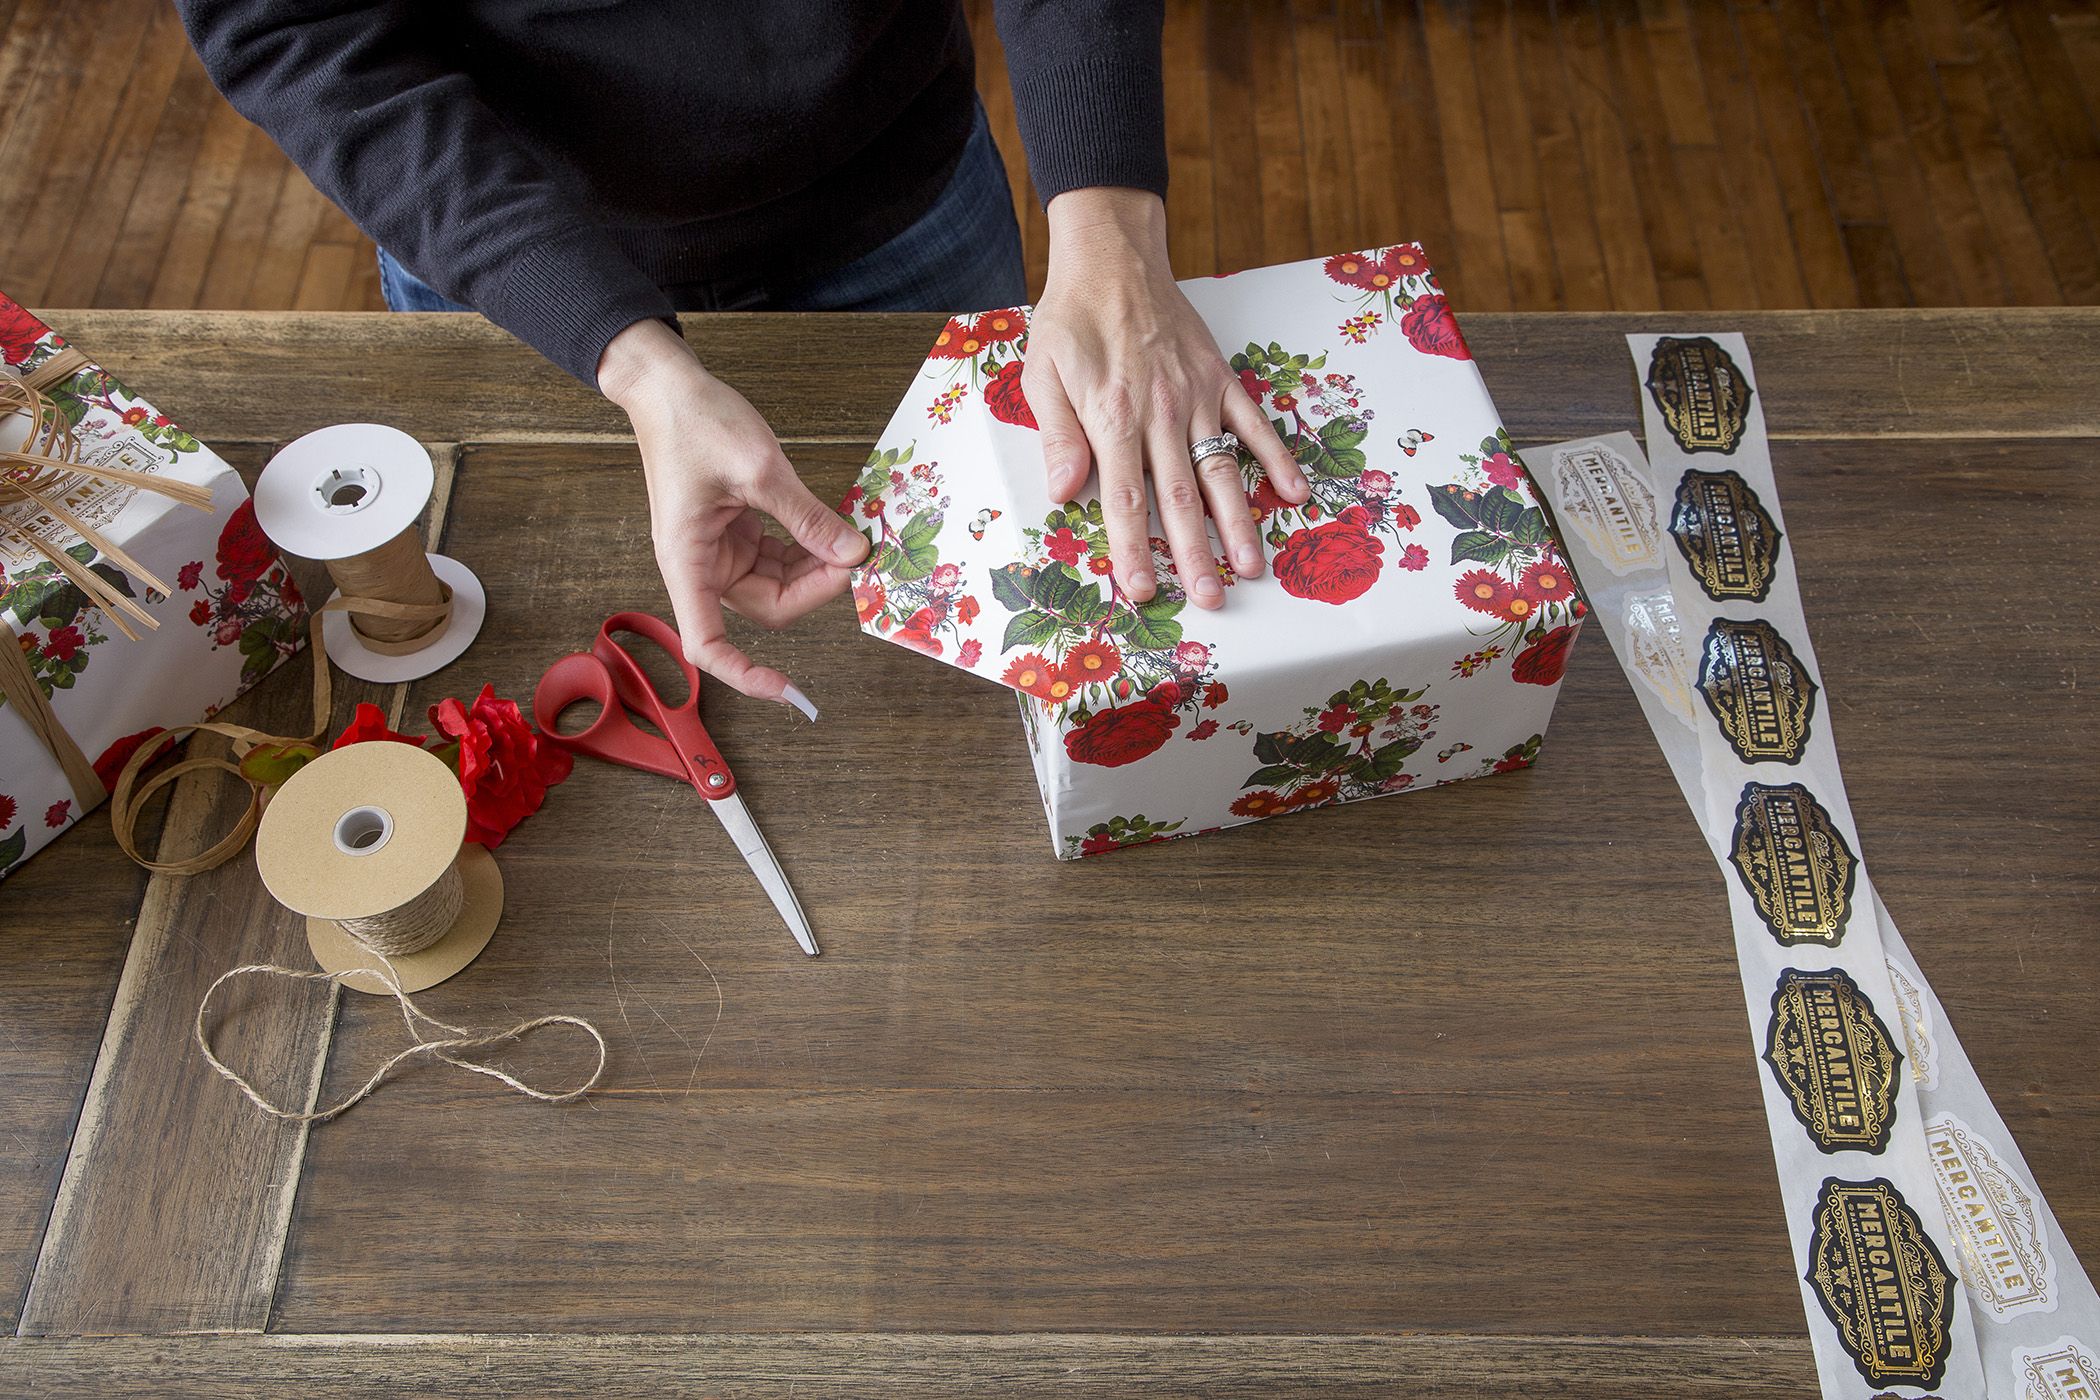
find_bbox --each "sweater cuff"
[1009,54,1169,205]
[482,225,678,388]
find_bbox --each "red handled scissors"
[532,612,817,957]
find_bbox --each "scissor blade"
[709,793,819,957]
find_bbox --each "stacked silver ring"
[1189,432,1241,467]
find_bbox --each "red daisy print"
[1322,251,1382,291]
[1519,560,1576,604]
[1066,639,1121,682]
[972,308,1023,344]
[1002,652,1056,698]
[1455,568,1515,617]
[1042,666,1080,705]
[1230,790,1288,818]
[1379,243,1431,281]
[928,316,975,360]
[0,794,15,829]
[1285,779,1340,808]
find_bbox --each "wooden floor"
[1,0,2095,315]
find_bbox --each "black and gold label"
[1671,469,1781,601]
[1805,1177,1956,1391]
[1697,618,1817,764]
[1730,782,1856,944]
[1763,969,1901,1153]
[1645,335,1754,454]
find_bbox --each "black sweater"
[175,1,1167,385]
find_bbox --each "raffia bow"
[0,358,214,808]
[1,360,449,873]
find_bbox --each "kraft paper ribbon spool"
[253,423,486,683]
[255,741,503,995]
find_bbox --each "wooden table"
[2,310,2094,1396]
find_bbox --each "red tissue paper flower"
[1274,519,1384,605]
[0,297,46,365]
[331,702,428,751]
[93,726,171,794]
[426,685,574,848]
[983,359,1037,429]
[215,499,276,584]
[1511,625,1579,687]
[1064,700,1179,768]
[1400,293,1471,361]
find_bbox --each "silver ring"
[1189,432,1241,467]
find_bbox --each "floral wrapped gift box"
[841,247,1583,858]
[0,296,305,878]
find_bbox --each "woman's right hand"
[598,319,869,715]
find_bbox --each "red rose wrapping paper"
[839,248,1584,858]
[0,296,306,878]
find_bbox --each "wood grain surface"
[0,1332,1817,1397]
[0,311,2092,1396]
[4,2,2100,317]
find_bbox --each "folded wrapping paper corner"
[0,294,308,878]
[839,247,1585,856]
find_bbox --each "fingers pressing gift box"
[840,247,1586,859]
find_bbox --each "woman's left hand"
[1024,187,1309,612]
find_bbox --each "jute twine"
[195,956,607,1123]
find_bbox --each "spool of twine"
[198,744,606,1123]
[334,854,465,956]
[325,525,451,650]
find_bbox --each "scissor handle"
[533,651,687,782]
[593,612,737,799]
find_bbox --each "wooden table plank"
[254,433,2096,1334]
[14,451,460,1336]
[0,311,2090,1380]
[0,1332,1818,1398]
[29,309,2100,447]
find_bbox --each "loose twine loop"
[195,957,607,1123]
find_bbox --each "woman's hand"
[599,319,868,714]
[1024,188,1309,610]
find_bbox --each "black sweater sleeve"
[174,0,674,386]
[994,0,1168,203]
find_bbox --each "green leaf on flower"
[1510,507,1549,547]
[887,511,942,581]
[1429,485,1484,531]
[239,741,319,789]
[1243,763,1300,787]
[1450,530,1512,566]
[1110,594,1183,650]
[1002,608,1062,651]
[0,824,24,872]
[990,566,1034,612]
[1475,488,1526,534]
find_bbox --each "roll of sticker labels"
[1526,334,2096,1400]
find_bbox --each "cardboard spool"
[254,423,487,683]
[255,742,503,995]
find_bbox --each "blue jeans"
[379,105,1028,316]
